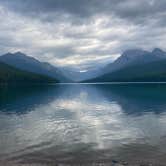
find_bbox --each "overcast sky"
[0,0,166,69]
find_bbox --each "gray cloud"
[1,0,166,23]
[0,0,166,69]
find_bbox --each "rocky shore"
[56,161,166,166]
[0,160,165,166]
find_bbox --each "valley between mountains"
[1,48,166,84]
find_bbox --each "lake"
[0,84,166,165]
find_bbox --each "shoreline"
[0,159,165,166]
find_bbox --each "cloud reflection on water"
[0,84,166,164]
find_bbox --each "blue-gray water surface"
[0,84,166,165]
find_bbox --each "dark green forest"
[86,60,166,82]
[0,62,59,84]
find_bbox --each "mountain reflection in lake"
[0,84,166,165]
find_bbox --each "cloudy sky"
[0,0,166,70]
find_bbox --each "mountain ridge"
[102,48,166,75]
[0,52,69,82]
[84,48,166,82]
[0,61,59,84]
[1,48,166,83]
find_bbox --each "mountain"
[86,60,166,82]
[85,48,166,82]
[102,48,166,74]
[0,52,69,82]
[0,62,58,84]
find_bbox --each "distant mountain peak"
[14,51,26,56]
[100,48,166,77]
[115,49,150,64]
[4,51,25,56]
[122,49,148,58]
[0,51,69,82]
[151,48,166,59]
[2,52,27,59]
[152,48,164,53]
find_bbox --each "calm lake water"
[0,84,166,165]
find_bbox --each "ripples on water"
[0,84,166,165]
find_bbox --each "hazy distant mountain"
[85,48,166,82]
[0,62,58,84]
[0,52,69,82]
[60,66,103,82]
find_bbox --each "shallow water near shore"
[0,84,166,165]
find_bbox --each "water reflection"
[0,84,166,165]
